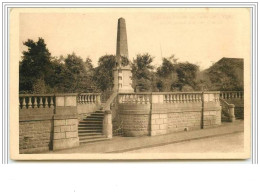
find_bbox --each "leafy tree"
[175,62,199,90]
[156,55,178,91]
[132,53,154,91]
[92,55,116,91]
[205,58,244,91]
[19,38,53,93]
[156,55,199,91]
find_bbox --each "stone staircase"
[78,110,108,144]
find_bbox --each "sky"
[19,8,250,70]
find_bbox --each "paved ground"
[49,120,244,154]
[126,132,244,153]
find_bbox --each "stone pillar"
[103,110,112,139]
[113,17,134,93]
[228,104,236,122]
[150,93,168,136]
[53,94,79,150]
[202,92,221,129]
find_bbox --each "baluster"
[38,97,43,108]
[79,95,82,104]
[42,97,46,108]
[173,94,176,103]
[183,94,186,103]
[84,95,87,104]
[136,95,140,104]
[176,94,179,103]
[91,95,94,103]
[92,95,95,103]
[46,96,50,108]
[145,95,148,104]
[187,94,190,102]
[197,94,201,102]
[134,95,137,104]
[129,94,132,103]
[191,94,194,102]
[27,96,32,108]
[179,94,182,103]
[87,95,90,104]
[50,97,54,108]
[168,95,172,103]
[22,97,26,109]
[80,95,83,104]
[139,95,143,104]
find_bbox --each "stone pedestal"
[113,66,134,93]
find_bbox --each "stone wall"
[19,117,53,154]
[115,92,221,137]
[118,104,150,136]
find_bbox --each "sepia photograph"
[10,7,250,160]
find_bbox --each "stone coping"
[19,93,78,97]
[20,114,53,121]
[78,93,101,95]
[118,91,220,95]
[20,113,78,121]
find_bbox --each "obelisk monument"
[113,18,134,93]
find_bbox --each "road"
[126,132,244,153]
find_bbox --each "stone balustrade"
[19,93,101,109]
[118,92,220,105]
[19,94,55,109]
[77,93,101,104]
[220,91,244,99]
[163,92,203,103]
[118,93,151,104]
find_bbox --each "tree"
[175,62,199,90]
[132,53,154,91]
[156,55,178,91]
[19,38,53,93]
[156,55,199,91]
[92,55,116,91]
[205,58,244,91]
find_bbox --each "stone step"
[78,132,103,136]
[79,137,109,144]
[78,125,102,129]
[78,122,102,125]
[83,117,103,121]
[79,134,106,140]
[78,129,102,133]
[91,113,104,116]
[79,121,103,125]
